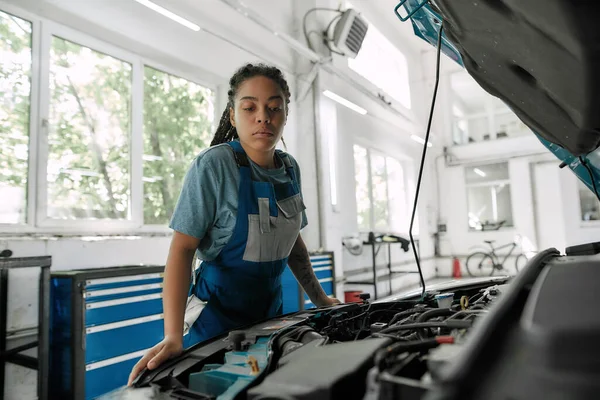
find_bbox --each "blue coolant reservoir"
[189,337,270,400]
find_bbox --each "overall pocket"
[243,194,305,262]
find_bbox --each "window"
[347,15,411,109]
[354,145,371,230]
[0,11,32,224]
[465,162,513,230]
[47,36,132,220]
[0,6,217,233]
[450,71,530,145]
[354,145,411,233]
[579,180,599,222]
[143,66,214,225]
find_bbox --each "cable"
[579,156,600,202]
[378,319,472,335]
[302,7,343,50]
[410,23,444,299]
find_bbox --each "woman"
[128,63,339,385]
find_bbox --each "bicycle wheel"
[466,252,495,277]
[515,253,528,274]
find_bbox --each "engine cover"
[247,338,391,400]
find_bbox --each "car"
[101,1,600,399]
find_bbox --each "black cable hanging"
[410,22,444,298]
[579,156,600,202]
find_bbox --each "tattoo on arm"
[287,236,328,305]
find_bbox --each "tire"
[466,252,495,277]
[515,253,528,274]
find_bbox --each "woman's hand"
[127,336,183,386]
[315,296,342,308]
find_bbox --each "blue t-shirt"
[169,142,308,261]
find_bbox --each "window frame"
[464,162,514,231]
[139,64,217,231]
[577,179,600,226]
[0,4,218,235]
[353,142,412,234]
[0,5,39,233]
[37,21,143,232]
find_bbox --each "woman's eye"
[243,107,254,111]
[270,107,281,112]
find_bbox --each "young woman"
[128,63,339,385]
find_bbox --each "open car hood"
[398,0,600,196]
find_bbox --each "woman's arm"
[287,234,340,307]
[163,231,200,341]
[128,231,200,385]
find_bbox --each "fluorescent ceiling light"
[323,90,367,115]
[474,168,486,177]
[410,134,432,147]
[133,0,201,31]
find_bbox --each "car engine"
[120,245,600,400]
[124,279,506,400]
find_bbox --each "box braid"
[210,63,291,147]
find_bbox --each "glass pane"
[386,157,407,233]
[371,152,389,231]
[579,180,600,221]
[348,22,411,109]
[467,115,490,142]
[0,11,32,224]
[494,111,529,139]
[143,66,214,225]
[353,145,370,230]
[465,162,509,184]
[48,36,132,220]
[467,184,513,230]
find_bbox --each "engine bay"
[98,247,600,400]
[121,279,507,400]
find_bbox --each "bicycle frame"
[487,241,518,267]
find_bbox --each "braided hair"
[210,63,291,147]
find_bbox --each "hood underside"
[400,0,600,195]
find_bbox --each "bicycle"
[465,238,529,277]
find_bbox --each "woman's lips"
[253,131,274,137]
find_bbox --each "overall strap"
[226,141,251,169]
[276,150,298,183]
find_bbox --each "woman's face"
[230,76,287,153]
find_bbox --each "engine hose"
[374,336,455,369]
[389,307,432,326]
[378,320,472,336]
[414,308,457,339]
[416,308,456,323]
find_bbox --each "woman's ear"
[229,107,236,127]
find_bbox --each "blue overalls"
[184,141,305,347]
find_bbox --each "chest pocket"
[243,193,305,263]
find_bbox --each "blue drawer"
[84,273,163,291]
[85,293,163,327]
[314,269,333,280]
[85,349,148,399]
[310,255,332,265]
[84,283,163,303]
[85,315,164,364]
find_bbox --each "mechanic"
[128,63,339,385]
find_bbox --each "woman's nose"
[257,109,270,123]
